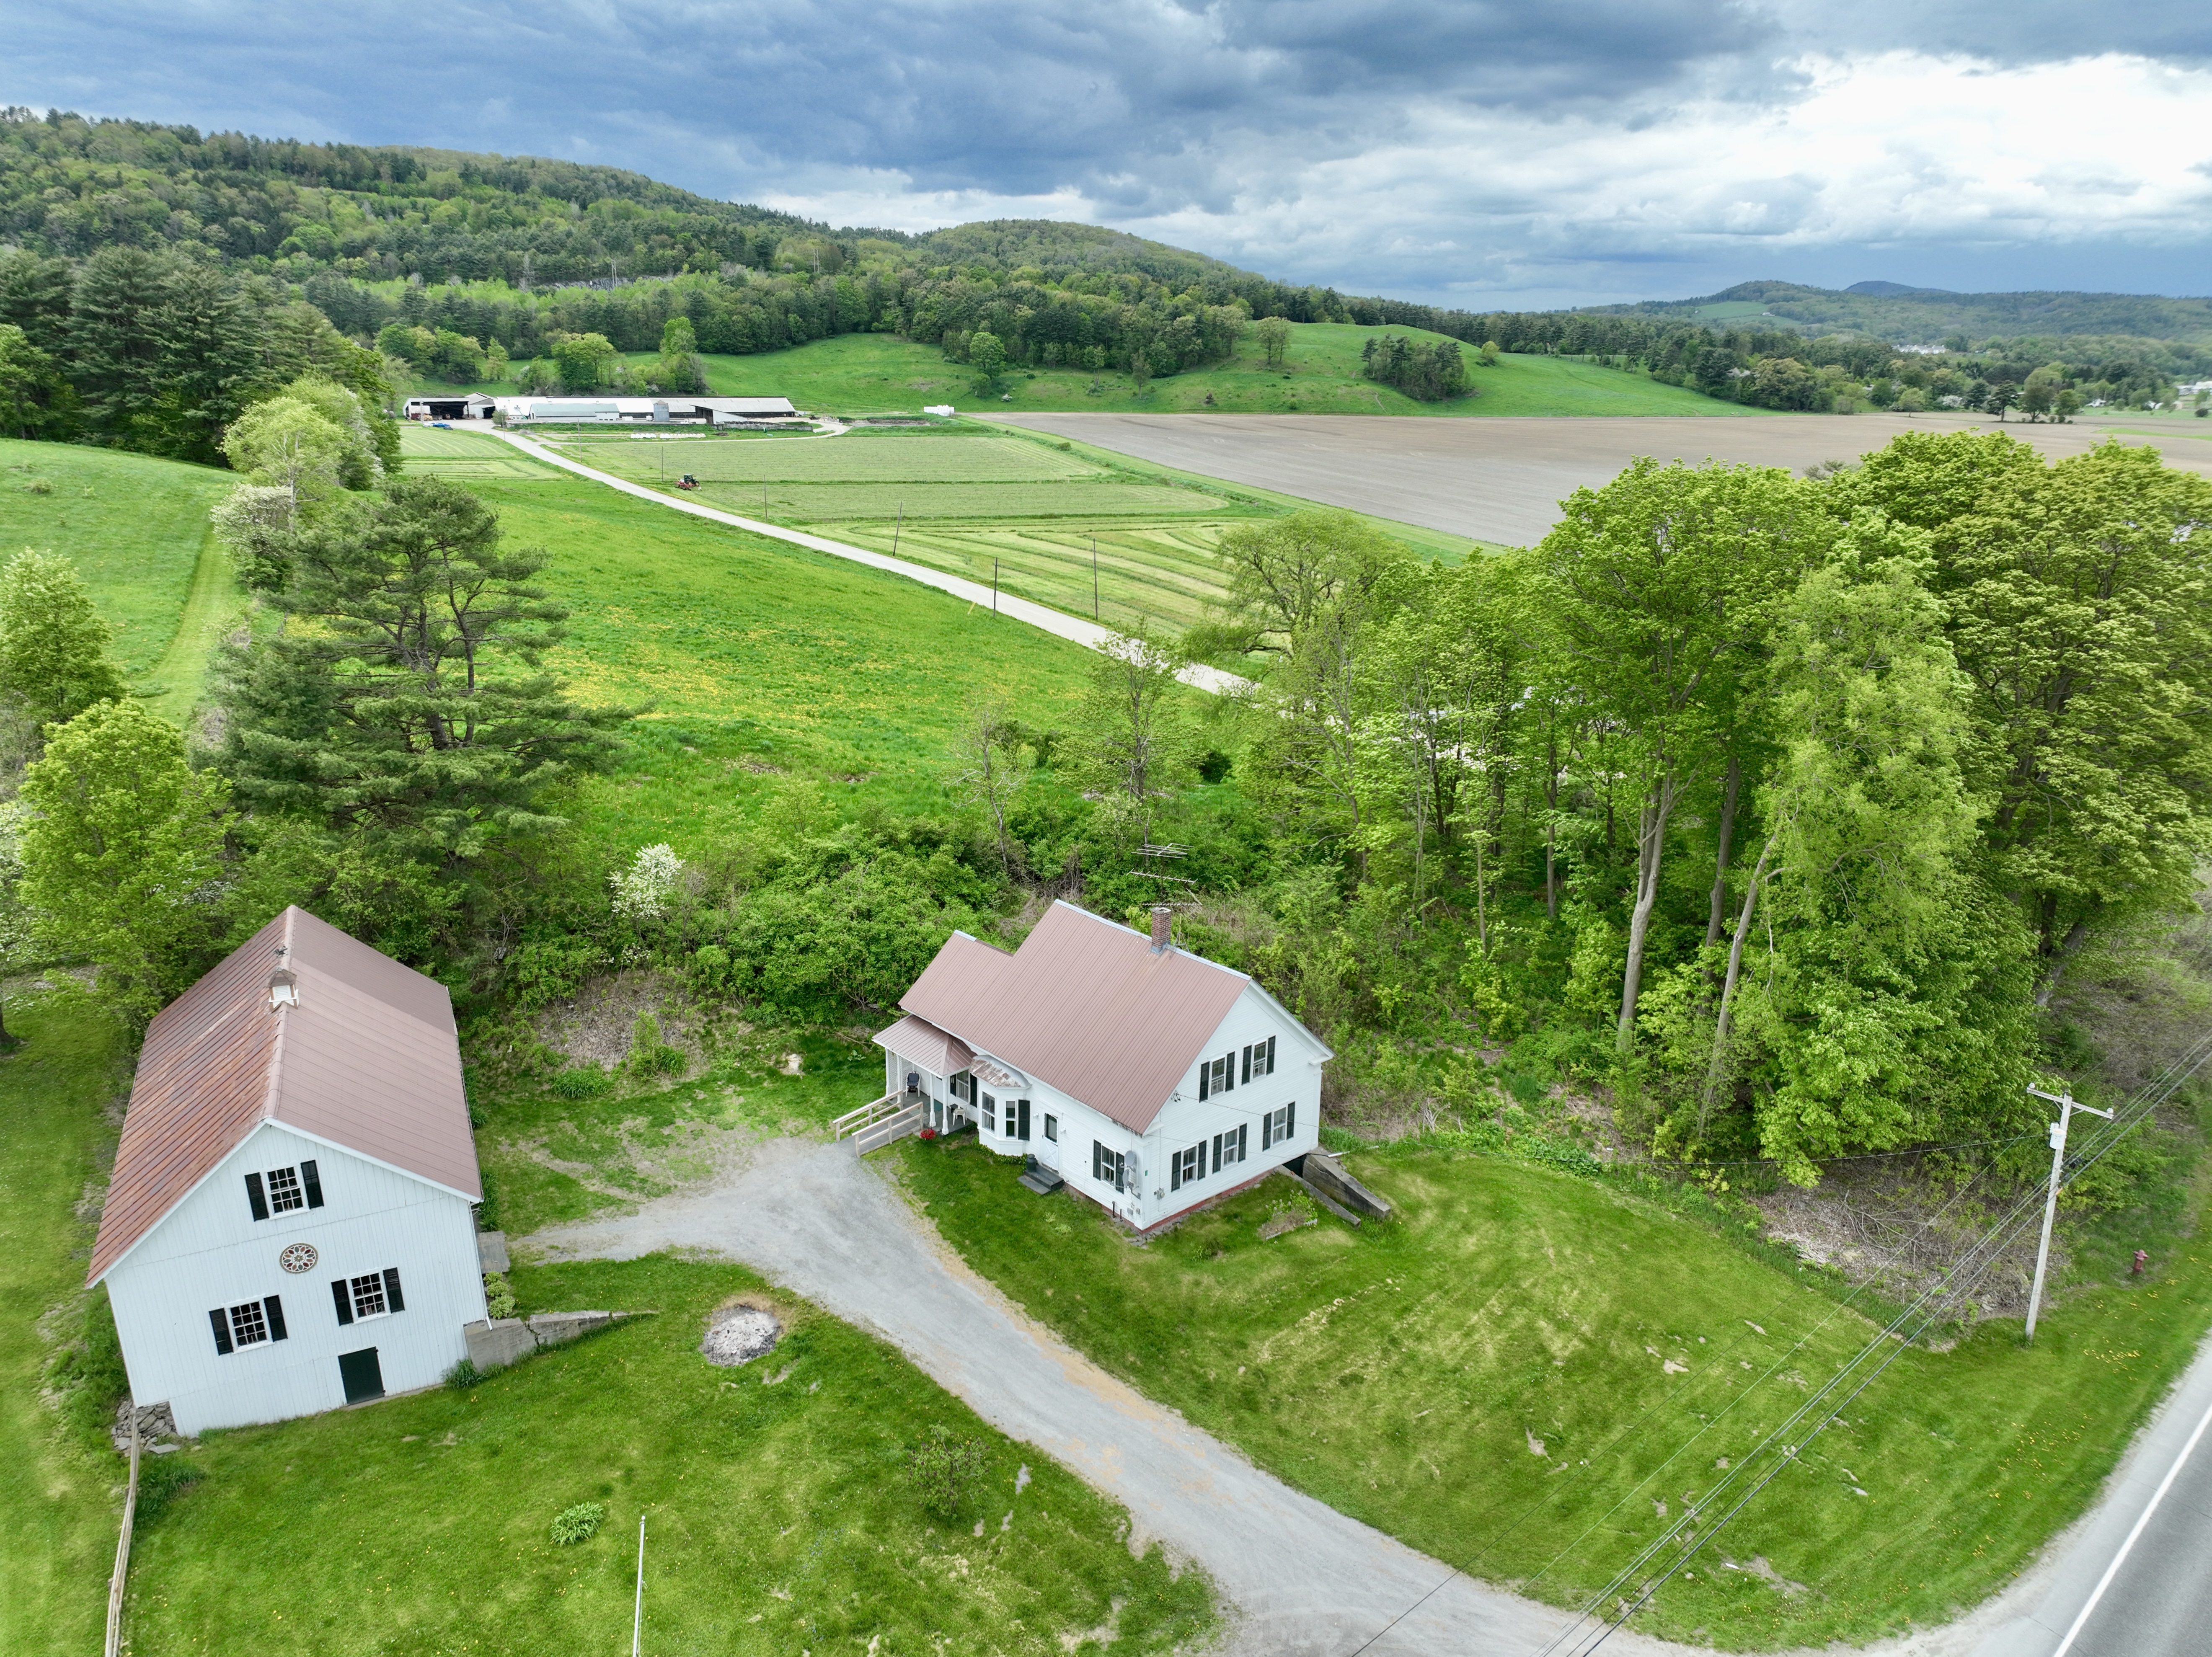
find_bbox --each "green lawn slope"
[0,439,239,722]
[421,321,1764,420]
[896,1135,2212,1650]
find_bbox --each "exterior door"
[339,1347,385,1404]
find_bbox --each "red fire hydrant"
[2133,1249,2149,1276]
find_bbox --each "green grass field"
[0,439,239,718]
[462,473,1103,866]
[895,1136,2212,1649]
[397,422,565,478]
[418,321,1764,420]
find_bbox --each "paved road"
[485,428,1244,694]
[524,1136,1688,1657]
[995,412,2212,549]
[1868,1330,2212,1657]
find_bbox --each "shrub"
[904,1424,989,1517]
[610,843,683,921]
[626,1012,686,1077]
[444,1358,483,1391]
[550,1501,607,1545]
[549,1065,612,1100]
[483,1271,517,1319]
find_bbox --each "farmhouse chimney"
[1150,906,1172,952]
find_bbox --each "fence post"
[105,1409,140,1657]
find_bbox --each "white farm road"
[485,428,1245,695]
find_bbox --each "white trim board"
[486,428,1245,696]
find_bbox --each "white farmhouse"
[88,908,489,1435]
[871,902,1331,1231]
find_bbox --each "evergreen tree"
[64,246,172,440]
[217,475,629,857]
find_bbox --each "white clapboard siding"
[105,1121,486,1434]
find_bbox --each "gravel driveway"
[527,1136,1689,1657]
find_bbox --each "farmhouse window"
[1044,1114,1058,1143]
[266,1166,304,1213]
[1213,1123,1248,1173]
[204,1296,292,1356]
[244,1170,269,1221]
[1261,1102,1297,1149]
[1171,1142,1204,1190]
[1092,1141,1126,1192]
[1242,1037,1276,1083]
[1197,1052,1235,1099]
[982,1093,997,1132]
[300,1158,325,1208]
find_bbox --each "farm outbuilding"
[867,902,1331,1231]
[88,908,490,1434]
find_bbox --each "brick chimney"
[1150,906,1173,952]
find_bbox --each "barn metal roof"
[896,901,1305,1133]
[88,908,481,1284]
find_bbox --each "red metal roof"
[89,908,480,1283]
[899,902,1256,1132]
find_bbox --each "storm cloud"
[6,0,2209,305]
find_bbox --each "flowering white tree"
[610,843,683,922]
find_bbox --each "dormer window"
[269,967,299,1010]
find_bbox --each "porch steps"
[1018,1160,1065,1196]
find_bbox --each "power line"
[1538,1028,2212,1657]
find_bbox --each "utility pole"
[2025,1084,2114,1342]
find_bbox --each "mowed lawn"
[121,1249,1213,1657]
[0,993,136,1657]
[896,1136,2212,1649]
[0,438,238,719]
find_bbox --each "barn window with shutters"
[266,1166,304,1213]
[350,1272,389,1319]
[228,1299,269,1347]
[244,1171,269,1221]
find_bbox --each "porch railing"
[833,1090,924,1144]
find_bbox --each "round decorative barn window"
[279,1241,319,1275]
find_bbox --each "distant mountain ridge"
[1593,279,2212,346]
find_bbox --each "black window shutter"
[1238,1123,1249,1159]
[1268,1035,1277,1073]
[1241,1045,1251,1084]
[265,1294,287,1341]
[244,1171,268,1221]
[1171,1154,1182,1192]
[1223,1050,1234,1090]
[1198,1063,1208,1101]
[1287,1101,1297,1139]
[300,1159,324,1208]
[383,1267,406,1313]
[209,1307,233,1355]
[1261,1114,1273,1151]
[331,1279,354,1325]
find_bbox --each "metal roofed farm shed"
[863,902,1331,1230]
[90,908,491,1433]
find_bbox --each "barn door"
[338,1347,385,1404]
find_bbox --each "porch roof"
[872,1012,972,1079]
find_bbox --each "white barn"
[872,902,1332,1231]
[88,908,488,1435]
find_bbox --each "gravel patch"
[702,1303,782,1366]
